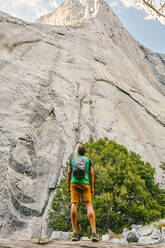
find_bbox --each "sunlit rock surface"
[0,0,165,239]
[36,0,100,26]
[0,239,165,248]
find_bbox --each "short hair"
[78,146,86,155]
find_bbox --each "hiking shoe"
[91,233,99,242]
[72,232,79,241]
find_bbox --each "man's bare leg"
[84,202,96,233]
[70,203,78,233]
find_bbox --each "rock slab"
[0,239,165,248]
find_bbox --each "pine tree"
[48,138,165,236]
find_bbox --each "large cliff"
[0,0,165,239]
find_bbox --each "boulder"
[138,225,154,237]
[102,234,110,242]
[158,236,165,243]
[161,226,165,237]
[50,231,73,240]
[61,232,73,241]
[138,237,159,244]
[110,238,126,243]
[150,229,161,240]
[81,236,90,241]
[131,224,142,229]
[51,231,61,240]
[121,228,129,240]
[126,230,139,243]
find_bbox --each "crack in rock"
[9,39,41,51]
[95,78,165,128]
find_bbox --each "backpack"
[72,157,87,179]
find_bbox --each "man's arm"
[89,166,94,196]
[67,165,72,194]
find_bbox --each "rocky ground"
[0,239,165,248]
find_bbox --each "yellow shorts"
[70,183,91,204]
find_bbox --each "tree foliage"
[48,137,165,236]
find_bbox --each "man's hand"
[67,165,71,195]
[67,187,71,194]
[90,166,94,196]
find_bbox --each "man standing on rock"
[67,145,99,242]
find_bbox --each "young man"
[67,146,99,242]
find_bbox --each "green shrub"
[47,137,165,236]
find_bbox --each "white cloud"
[5,0,61,20]
[119,0,163,9]
[12,0,41,7]
[109,1,120,8]
[48,0,59,8]
[1,2,7,9]
[108,0,122,12]
[144,14,154,20]
[119,0,135,8]
[10,0,46,19]
[12,12,18,17]
[35,7,50,18]
[0,0,62,21]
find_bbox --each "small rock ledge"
[0,239,165,248]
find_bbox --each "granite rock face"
[0,0,165,239]
[36,0,100,26]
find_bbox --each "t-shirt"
[70,155,93,184]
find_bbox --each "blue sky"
[0,0,164,54]
[109,0,165,54]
